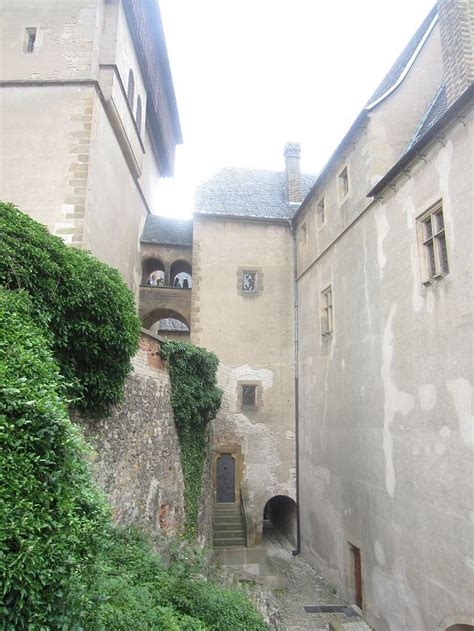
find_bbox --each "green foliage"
[0,202,141,417]
[160,340,223,535]
[0,289,109,628]
[92,528,267,630]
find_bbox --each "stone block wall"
[78,331,185,538]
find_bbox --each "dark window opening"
[170,260,192,289]
[142,258,165,286]
[242,385,256,407]
[350,544,363,609]
[24,28,37,53]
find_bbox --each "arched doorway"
[170,259,192,288]
[142,308,189,332]
[445,626,474,631]
[263,495,297,547]
[216,454,235,503]
[142,258,165,286]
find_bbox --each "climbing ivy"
[160,339,223,536]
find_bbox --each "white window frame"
[417,202,449,284]
[338,166,350,204]
[321,286,333,336]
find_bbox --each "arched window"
[127,69,135,108]
[136,95,142,134]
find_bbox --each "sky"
[155,0,435,218]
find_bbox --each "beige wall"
[296,22,444,280]
[192,216,296,540]
[0,0,165,296]
[295,100,474,629]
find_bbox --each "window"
[317,197,325,227]
[242,271,256,293]
[24,28,37,53]
[136,95,142,134]
[338,166,349,201]
[418,203,449,281]
[127,69,135,108]
[242,385,256,407]
[321,286,333,336]
[299,221,307,244]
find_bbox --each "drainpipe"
[290,219,301,556]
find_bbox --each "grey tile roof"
[141,215,192,246]
[159,318,189,332]
[366,5,438,108]
[404,84,448,153]
[194,168,316,220]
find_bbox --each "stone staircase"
[213,502,246,547]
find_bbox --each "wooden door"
[216,454,235,503]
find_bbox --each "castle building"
[0,0,181,295]
[140,2,473,629]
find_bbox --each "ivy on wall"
[160,339,223,536]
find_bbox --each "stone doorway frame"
[212,444,243,504]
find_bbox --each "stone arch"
[440,620,474,631]
[142,307,189,331]
[170,259,192,288]
[262,495,297,547]
[142,257,165,285]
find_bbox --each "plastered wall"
[192,217,296,540]
[296,104,474,631]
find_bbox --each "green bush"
[0,202,141,417]
[160,340,223,535]
[93,529,267,631]
[0,289,109,627]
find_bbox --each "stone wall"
[79,331,185,538]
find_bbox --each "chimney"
[284,142,302,205]
[437,0,474,106]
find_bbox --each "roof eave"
[193,212,292,224]
[368,83,474,198]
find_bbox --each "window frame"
[237,266,263,297]
[317,196,326,228]
[23,27,37,53]
[338,166,350,204]
[417,202,449,284]
[321,285,333,336]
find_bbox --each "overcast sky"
[155,0,435,218]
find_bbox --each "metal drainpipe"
[290,220,301,556]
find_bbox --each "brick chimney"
[284,142,302,205]
[438,0,474,106]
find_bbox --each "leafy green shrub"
[0,202,140,417]
[160,340,223,535]
[94,529,267,630]
[0,289,109,627]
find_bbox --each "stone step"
[214,522,244,532]
[213,506,241,513]
[213,537,246,547]
[214,527,245,536]
[213,515,243,524]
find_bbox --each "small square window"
[321,286,333,336]
[242,385,256,407]
[23,27,37,53]
[418,203,449,282]
[338,167,349,200]
[317,197,325,227]
[242,271,256,292]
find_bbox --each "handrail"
[240,480,255,548]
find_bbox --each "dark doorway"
[350,544,363,609]
[216,454,235,503]
[263,495,297,547]
[446,626,474,631]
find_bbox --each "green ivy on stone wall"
[160,339,223,536]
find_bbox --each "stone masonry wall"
[78,332,185,538]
